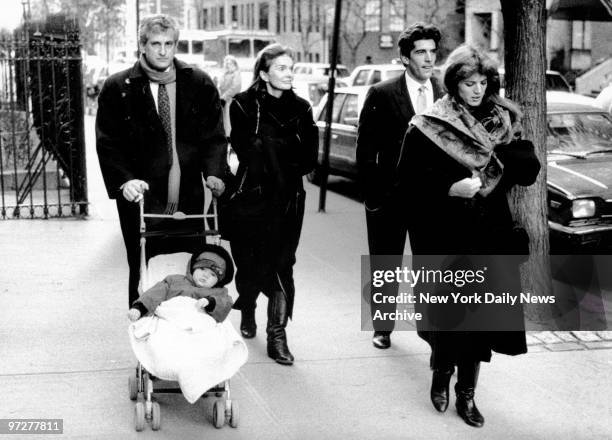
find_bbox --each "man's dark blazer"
[356,73,443,213]
[96,58,227,215]
[356,72,443,332]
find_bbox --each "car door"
[333,93,359,176]
[316,93,347,172]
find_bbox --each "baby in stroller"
[128,244,235,323]
[127,244,247,431]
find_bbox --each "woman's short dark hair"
[443,44,500,100]
[397,22,442,58]
[138,14,179,46]
[251,43,295,84]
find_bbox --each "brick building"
[182,0,464,70]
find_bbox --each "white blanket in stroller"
[129,296,248,403]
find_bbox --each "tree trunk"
[500,0,554,328]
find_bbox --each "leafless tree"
[340,0,370,67]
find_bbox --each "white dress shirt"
[405,72,434,115]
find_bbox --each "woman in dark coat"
[398,45,540,427]
[227,44,318,365]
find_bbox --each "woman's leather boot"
[430,367,454,412]
[240,309,257,339]
[455,361,484,427]
[266,291,294,365]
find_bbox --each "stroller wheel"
[151,402,161,431]
[128,375,138,401]
[229,400,239,428]
[134,402,145,432]
[213,400,225,429]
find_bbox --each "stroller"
[127,192,243,432]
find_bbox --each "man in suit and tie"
[96,14,227,307]
[357,23,443,349]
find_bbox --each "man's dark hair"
[397,22,442,58]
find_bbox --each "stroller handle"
[138,197,219,234]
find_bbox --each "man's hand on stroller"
[121,179,149,203]
[206,176,225,198]
[128,308,142,321]
[196,298,210,311]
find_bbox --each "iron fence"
[0,28,87,219]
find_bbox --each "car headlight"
[571,199,596,218]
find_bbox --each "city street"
[0,116,611,440]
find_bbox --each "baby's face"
[192,267,218,288]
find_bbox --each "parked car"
[499,68,572,93]
[292,63,350,106]
[311,87,612,251]
[345,64,405,87]
[293,62,350,80]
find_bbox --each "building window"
[260,2,269,30]
[297,0,302,33]
[365,0,380,32]
[219,6,225,26]
[240,4,244,26]
[572,21,592,49]
[276,0,281,32]
[291,0,296,32]
[315,52,320,62]
[472,13,493,50]
[232,5,238,23]
[202,8,208,29]
[389,2,405,32]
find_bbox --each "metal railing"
[0,27,87,219]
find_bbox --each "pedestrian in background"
[96,14,227,307]
[356,22,443,349]
[399,44,540,428]
[228,44,318,365]
[218,55,242,136]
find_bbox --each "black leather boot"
[240,309,257,339]
[455,361,484,427]
[430,367,454,413]
[266,291,294,365]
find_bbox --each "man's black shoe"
[372,331,391,349]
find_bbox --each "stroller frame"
[128,195,239,432]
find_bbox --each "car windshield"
[547,112,612,156]
[546,74,570,92]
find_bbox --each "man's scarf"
[138,54,177,84]
[410,94,522,196]
[139,54,180,213]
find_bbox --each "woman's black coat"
[227,86,318,316]
[399,126,541,362]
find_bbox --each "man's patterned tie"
[158,83,173,164]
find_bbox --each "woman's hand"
[448,175,482,198]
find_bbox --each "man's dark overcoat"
[96,59,226,214]
[96,59,227,305]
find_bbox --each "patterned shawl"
[410,94,522,196]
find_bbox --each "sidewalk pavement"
[0,116,610,440]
